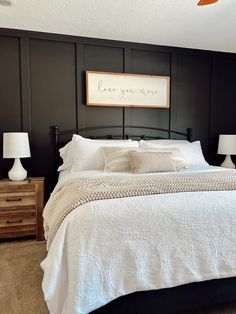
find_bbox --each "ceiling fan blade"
[198,0,218,5]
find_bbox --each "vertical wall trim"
[18,37,23,130]
[169,52,173,137]
[208,56,215,161]
[170,53,178,137]
[19,37,32,134]
[76,43,86,133]
[75,42,79,130]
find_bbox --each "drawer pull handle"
[6,198,22,202]
[6,219,23,224]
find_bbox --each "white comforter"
[41,166,236,314]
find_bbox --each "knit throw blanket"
[43,170,236,248]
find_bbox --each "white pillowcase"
[140,140,208,167]
[58,142,73,171]
[58,137,135,172]
[143,139,189,145]
[71,135,139,172]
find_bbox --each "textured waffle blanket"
[43,170,236,248]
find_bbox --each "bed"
[41,125,236,314]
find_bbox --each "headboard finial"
[50,125,60,134]
[50,125,61,184]
[187,128,193,142]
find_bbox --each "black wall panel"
[0,36,22,177]
[29,39,77,182]
[0,28,236,190]
[209,57,236,164]
[130,49,171,75]
[82,44,124,137]
[126,49,171,137]
[171,54,212,158]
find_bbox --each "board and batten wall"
[0,28,236,194]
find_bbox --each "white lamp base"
[8,158,27,181]
[220,155,235,169]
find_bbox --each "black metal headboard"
[50,124,192,180]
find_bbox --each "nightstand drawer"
[0,210,36,227]
[0,182,35,193]
[0,210,36,239]
[0,192,36,211]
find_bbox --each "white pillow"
[142,139,189,145]
[58,142,73,171]
[72,135,139,172]
[58,138,134,172]
[140,140,208,167]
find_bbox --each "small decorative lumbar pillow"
[140,142,187,170]
[129,151,177,174]
[102,147,138,172]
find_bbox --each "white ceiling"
[0,0,236,53]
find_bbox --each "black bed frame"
[50,124,192,175]
[50,124,236,313]
[50,124,193,144]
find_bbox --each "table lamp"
[217,134,236,169]
[3,132,31,181]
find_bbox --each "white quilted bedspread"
[41,166,236,314]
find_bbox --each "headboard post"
[168,130,171,139]
[50,125,60,180]
[187,128,193,142]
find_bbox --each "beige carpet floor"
[0,239,236,314]
[0,239,49,314]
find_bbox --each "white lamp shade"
[218,134,236,155]
[3,132,31,158]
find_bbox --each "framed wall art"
[86,71,170,108]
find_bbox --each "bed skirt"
[91,277,236,314]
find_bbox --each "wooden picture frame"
[86,71,170,108]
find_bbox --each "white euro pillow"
[71,135,139,172]
[140,140,208,168]
[141,139,189,145]
[58,142,73,171]
[58,137,135,172]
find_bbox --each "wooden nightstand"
[0,177,45,241]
